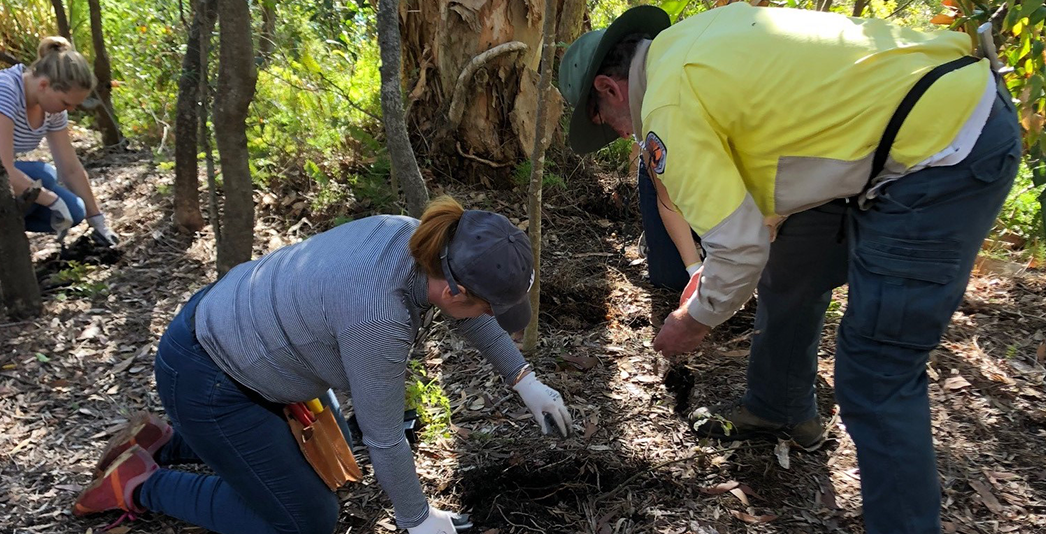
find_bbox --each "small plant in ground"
[1005,344,1019,359]
[52,261,110,300]
[54,261,91,285]
[405,360,452,442]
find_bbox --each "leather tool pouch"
[284,406,363,491]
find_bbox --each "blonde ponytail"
[30,36,96,92]
[409,196,465,278]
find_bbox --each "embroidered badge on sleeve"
[644,132,667,174]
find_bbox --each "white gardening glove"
[48,197,73,234]
[512,373,572,437]
[407,507,458,534]
[685,262,702,278]
[86,213,119,247]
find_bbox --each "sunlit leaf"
[1014,16,1028,35]
[660,0,691,21]
[301,51,322,74]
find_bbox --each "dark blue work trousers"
[640,87,1021,534]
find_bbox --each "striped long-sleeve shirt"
[194,215,528,528]
[0,64,68,154]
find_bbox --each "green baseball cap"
[559,5,671,154]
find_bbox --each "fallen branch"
[0,51,18,66]
[456,142,510,168]
[448,41,528,128]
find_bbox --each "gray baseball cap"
[440,210,534,333]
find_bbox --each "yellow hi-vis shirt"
[639,3,991,327]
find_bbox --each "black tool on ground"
[347,409,422,447]
[544,413,567,439]
[451,512,473,531]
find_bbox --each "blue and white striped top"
[195,215,528,528]
[0,64,68,154]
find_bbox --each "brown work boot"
[94,411,172,476]
[73,445,157,516]
[688,400,830,451]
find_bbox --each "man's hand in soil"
[653,307,711,358]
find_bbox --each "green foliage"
[53,261,109,299]
[0,0,58,62]
[512,160,567,190]
[993,162,1046,252]
[54,260,91,285]
[405,360,452,442]
[594,137,634,173]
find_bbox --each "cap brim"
[568,5,671,154]
[493,298,532,334]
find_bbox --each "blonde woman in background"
[0,36,118,245]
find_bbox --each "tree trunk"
[201,23,220,245]
[556,0,585,45]
[522,0,558,352]
[852,0,870,17]
[378,0,428,217]
[0,169,41,319]
[50,0,72,42]
[400,0,580,187]
[258,0,276,67]
[214,0,258,275]
[173,0,217,233]
[86,0,123,147]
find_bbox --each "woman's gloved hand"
[86,214,119,247]
[513,373,572,437]
[48,197,72,234]
[407,506,461,534]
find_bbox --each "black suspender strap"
[869,55,981,180]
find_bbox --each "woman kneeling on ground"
[1,36,118,245]
[74,196,571,533]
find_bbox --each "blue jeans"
[642,87,1021,533]
[143,288,338,534]
[638,160,697,291]
[17,161,86,233]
